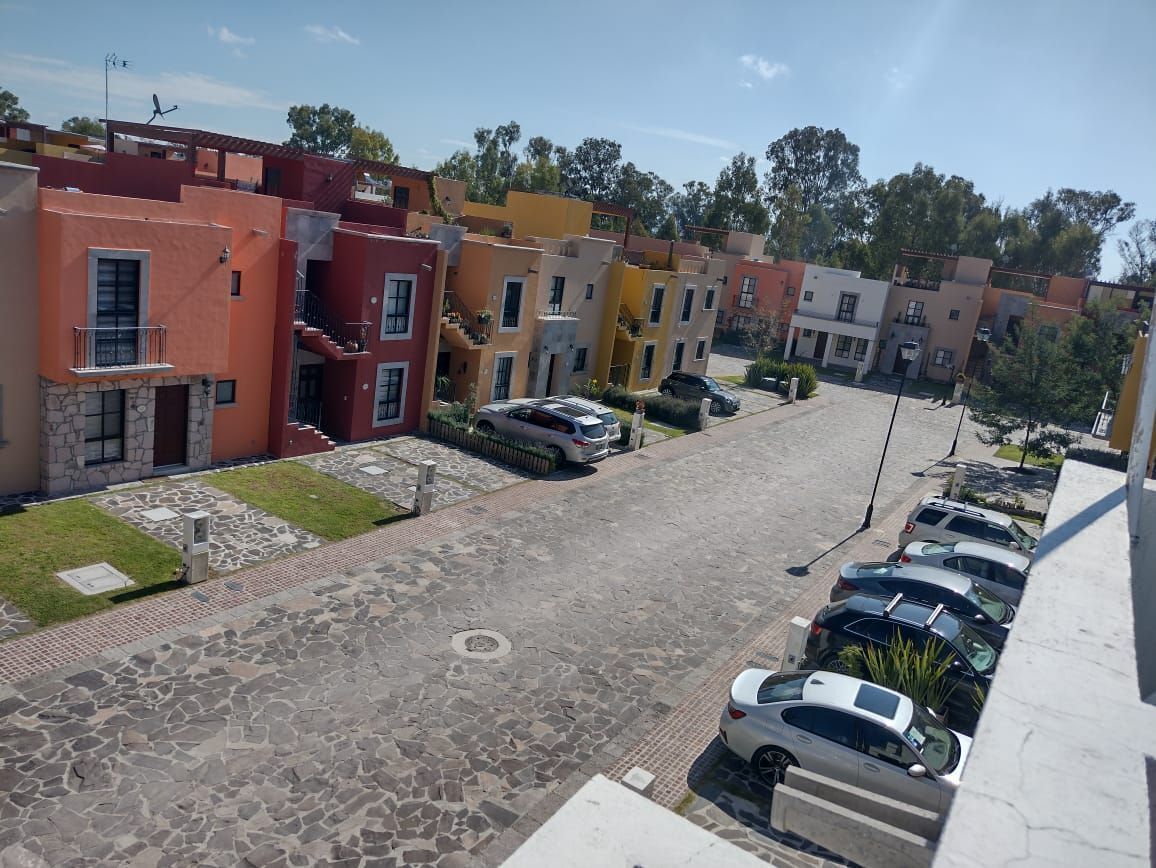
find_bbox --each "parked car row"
[473,396,615,466]
[719,495,1037,814]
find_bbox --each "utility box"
[698,397,712,431]
[783,617,812,671]
[629,402,645,451]
[182,510,211,584]
[413,460,437,515]
[949,463,967,500]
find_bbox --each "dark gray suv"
[658,372,740,414]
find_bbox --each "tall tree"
[433,150,476,191]
[558,137,622,202]
[656,213,679,241]
[705,153,769,235]
[614,162,673,235]
[670,181,712,235]
[764,126,864,213]
[61,116,104,137]
[1003,188,1135,276]
[348,126,398,164]
[1118,219,1156,287]
[284,104,357,156]
[470,122,522,204]
[0,87,29,122]
[510,135,561,195]
[969,310,1079,469]
[1063,299,1144,421]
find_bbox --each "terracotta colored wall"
[194,149,262,185]
[0,163,41,495]
[728,259,795,327]
[38,189,232,383]
[340,199,408,231]
[1046,275,1087,307]
[268,239,299,458]
[178,187,283,461]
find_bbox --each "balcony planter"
[477,310,493,325]
[344,340,359,353]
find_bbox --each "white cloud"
[738,54,789,81]
[209,25,255,46]
[1,52,282,112]
[440,138,474,149]
[739,81,754,89]
[624,123,737,150]
[304,24,359,45]
[887,66,912,90]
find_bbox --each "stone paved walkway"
[377,438,532,493]
[301,446,477,512]
[0,600,33,642]
[92,480,323,573]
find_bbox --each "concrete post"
[788,377,800,403]
[854,362,866,383]
[783,617,812,670]
[952,381,965,404]
[698,397,712,430]
[949,463,967,500]
[783,328,796,361]
[413,460,437,515]
[628,401,645,451]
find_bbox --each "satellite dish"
[146,93,179,125]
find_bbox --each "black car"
[803,593,998,735]
[829,562,1014,650]
[658,372,740,414]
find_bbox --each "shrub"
[837,634,957,715]
[744,359,817,398]
[601,384,701,429]
[1065,446,1129,472]
[427,410,557,471]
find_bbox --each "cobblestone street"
[0,378,1000,866]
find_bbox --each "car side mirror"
[907,764,927,779]
[1008,542,1021,550]
[974,613,987,624]
[950,659,964,671]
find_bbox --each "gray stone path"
[301,446,477,512]
[0,599,33,642]
[1,380,1001,867]
[92,480,323,574]
[377,437,532,493]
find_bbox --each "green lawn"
[0,499,183,627]
[994,444,1064,469]
[612,407,689,438]
[716,374,745,386]
[210,461,405,541]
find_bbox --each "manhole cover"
[451,629,511,660]
[56,562,134,596]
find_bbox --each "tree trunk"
[1020,421,1034,470]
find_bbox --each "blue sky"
[3,0,1153,277]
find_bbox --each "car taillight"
[572,438,590,447]
[727,703,746,720]
[899,554,911,563]
[835,577,858,592]
[809,621,822,636]
[903,522,916,534]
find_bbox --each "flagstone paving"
[377,437,534,493]
[0,599,33,642]
[301,446,477,512]
[92,480,323,574]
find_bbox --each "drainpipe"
[419,248,448,433]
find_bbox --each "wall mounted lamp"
[251,228,269,237]
[219,247,231,264]
[421,263,433,271]
[201,377,213,397]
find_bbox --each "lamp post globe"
[861,340,921,530]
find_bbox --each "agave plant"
[837,634,956,715]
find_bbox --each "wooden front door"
[813,332,828,361]
[296,364,324,427]
[154,384,188,468]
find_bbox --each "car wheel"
[547,446,566,468]
[819,650,851,673]
[752,746,797,788]
[660,387,674,397]
[475,420,495,434]
[711,399,723,414]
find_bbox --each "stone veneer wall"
[40,375,214,496]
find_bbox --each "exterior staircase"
[281,421,336,458]
[616,303,642,338]
[293,286,371,361]
[440,291,493,349]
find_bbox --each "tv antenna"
[146,94,179,125]
[104,53,131,124]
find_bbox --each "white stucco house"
[784,265,890,371]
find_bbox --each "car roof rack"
[924,603,946,628]
[883,593,903,616]
[927,496,987,518]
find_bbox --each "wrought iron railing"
[290,396,322,428]
[537,308,579,319]
[608,363,631,387]
[294,289,370,352]
[893,277,942,291]
[617,304,642,337]
[73,326,167,370]
[443,291,492,344]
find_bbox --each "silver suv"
[899,496,1037,559]
[545,395,622,442]
[898,541,1030,606]
[473,399,610,466]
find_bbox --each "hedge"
[427,411,557,475]
[600,384,702,429]
[744,358,817,399]
[1065,446,1129,472]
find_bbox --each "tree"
[348,126,398,164]
[433,150,476,191]
[969,309,1079,469]
[670,181,712,235]
[558,137,622,202]
[510,136,561,195]
[1118,219,1156,287]
[613,162,673,235]
[61,116,104,137]
[764,126,865,212]
[284,104,357,156]
[1002,188,1135,276]
[0,87,29,122]
[739,309,787,359]
[1063,299,1144,421]
[705,153,769,235]
[470,122,522,204]
[656,214,679,241]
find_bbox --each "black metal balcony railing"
[294,289,370,352]
[617,304,642,337]
[443,291,493,344]
[537,308,579,319]
[893,277,942,292]
[73,326,167,370]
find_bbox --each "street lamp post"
[861,340,921,530]
[949,332,991,457]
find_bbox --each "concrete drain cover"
[56,562,134,596]
[451,629,511,660]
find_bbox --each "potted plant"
[442,299,452,318]
[343,339,359,353]
[477,309,493,325]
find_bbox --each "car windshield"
[964,583,1010,623]
[580,423,606,439]
[756,672,809,703]
[1009,520,1037,550]
[597,411,618,426]
[903,705,960,775]
[949,623,998,675]
[701,376,720,391]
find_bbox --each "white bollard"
[412,460,437,515]
[952,381,965,404]
[628,402,645,451]
[698,397,712,430]
[783,617,813,671]
[949,463,967,500]
[788,376,799,403]
[854,362,866,383]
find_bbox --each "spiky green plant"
[837,634,956,713]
